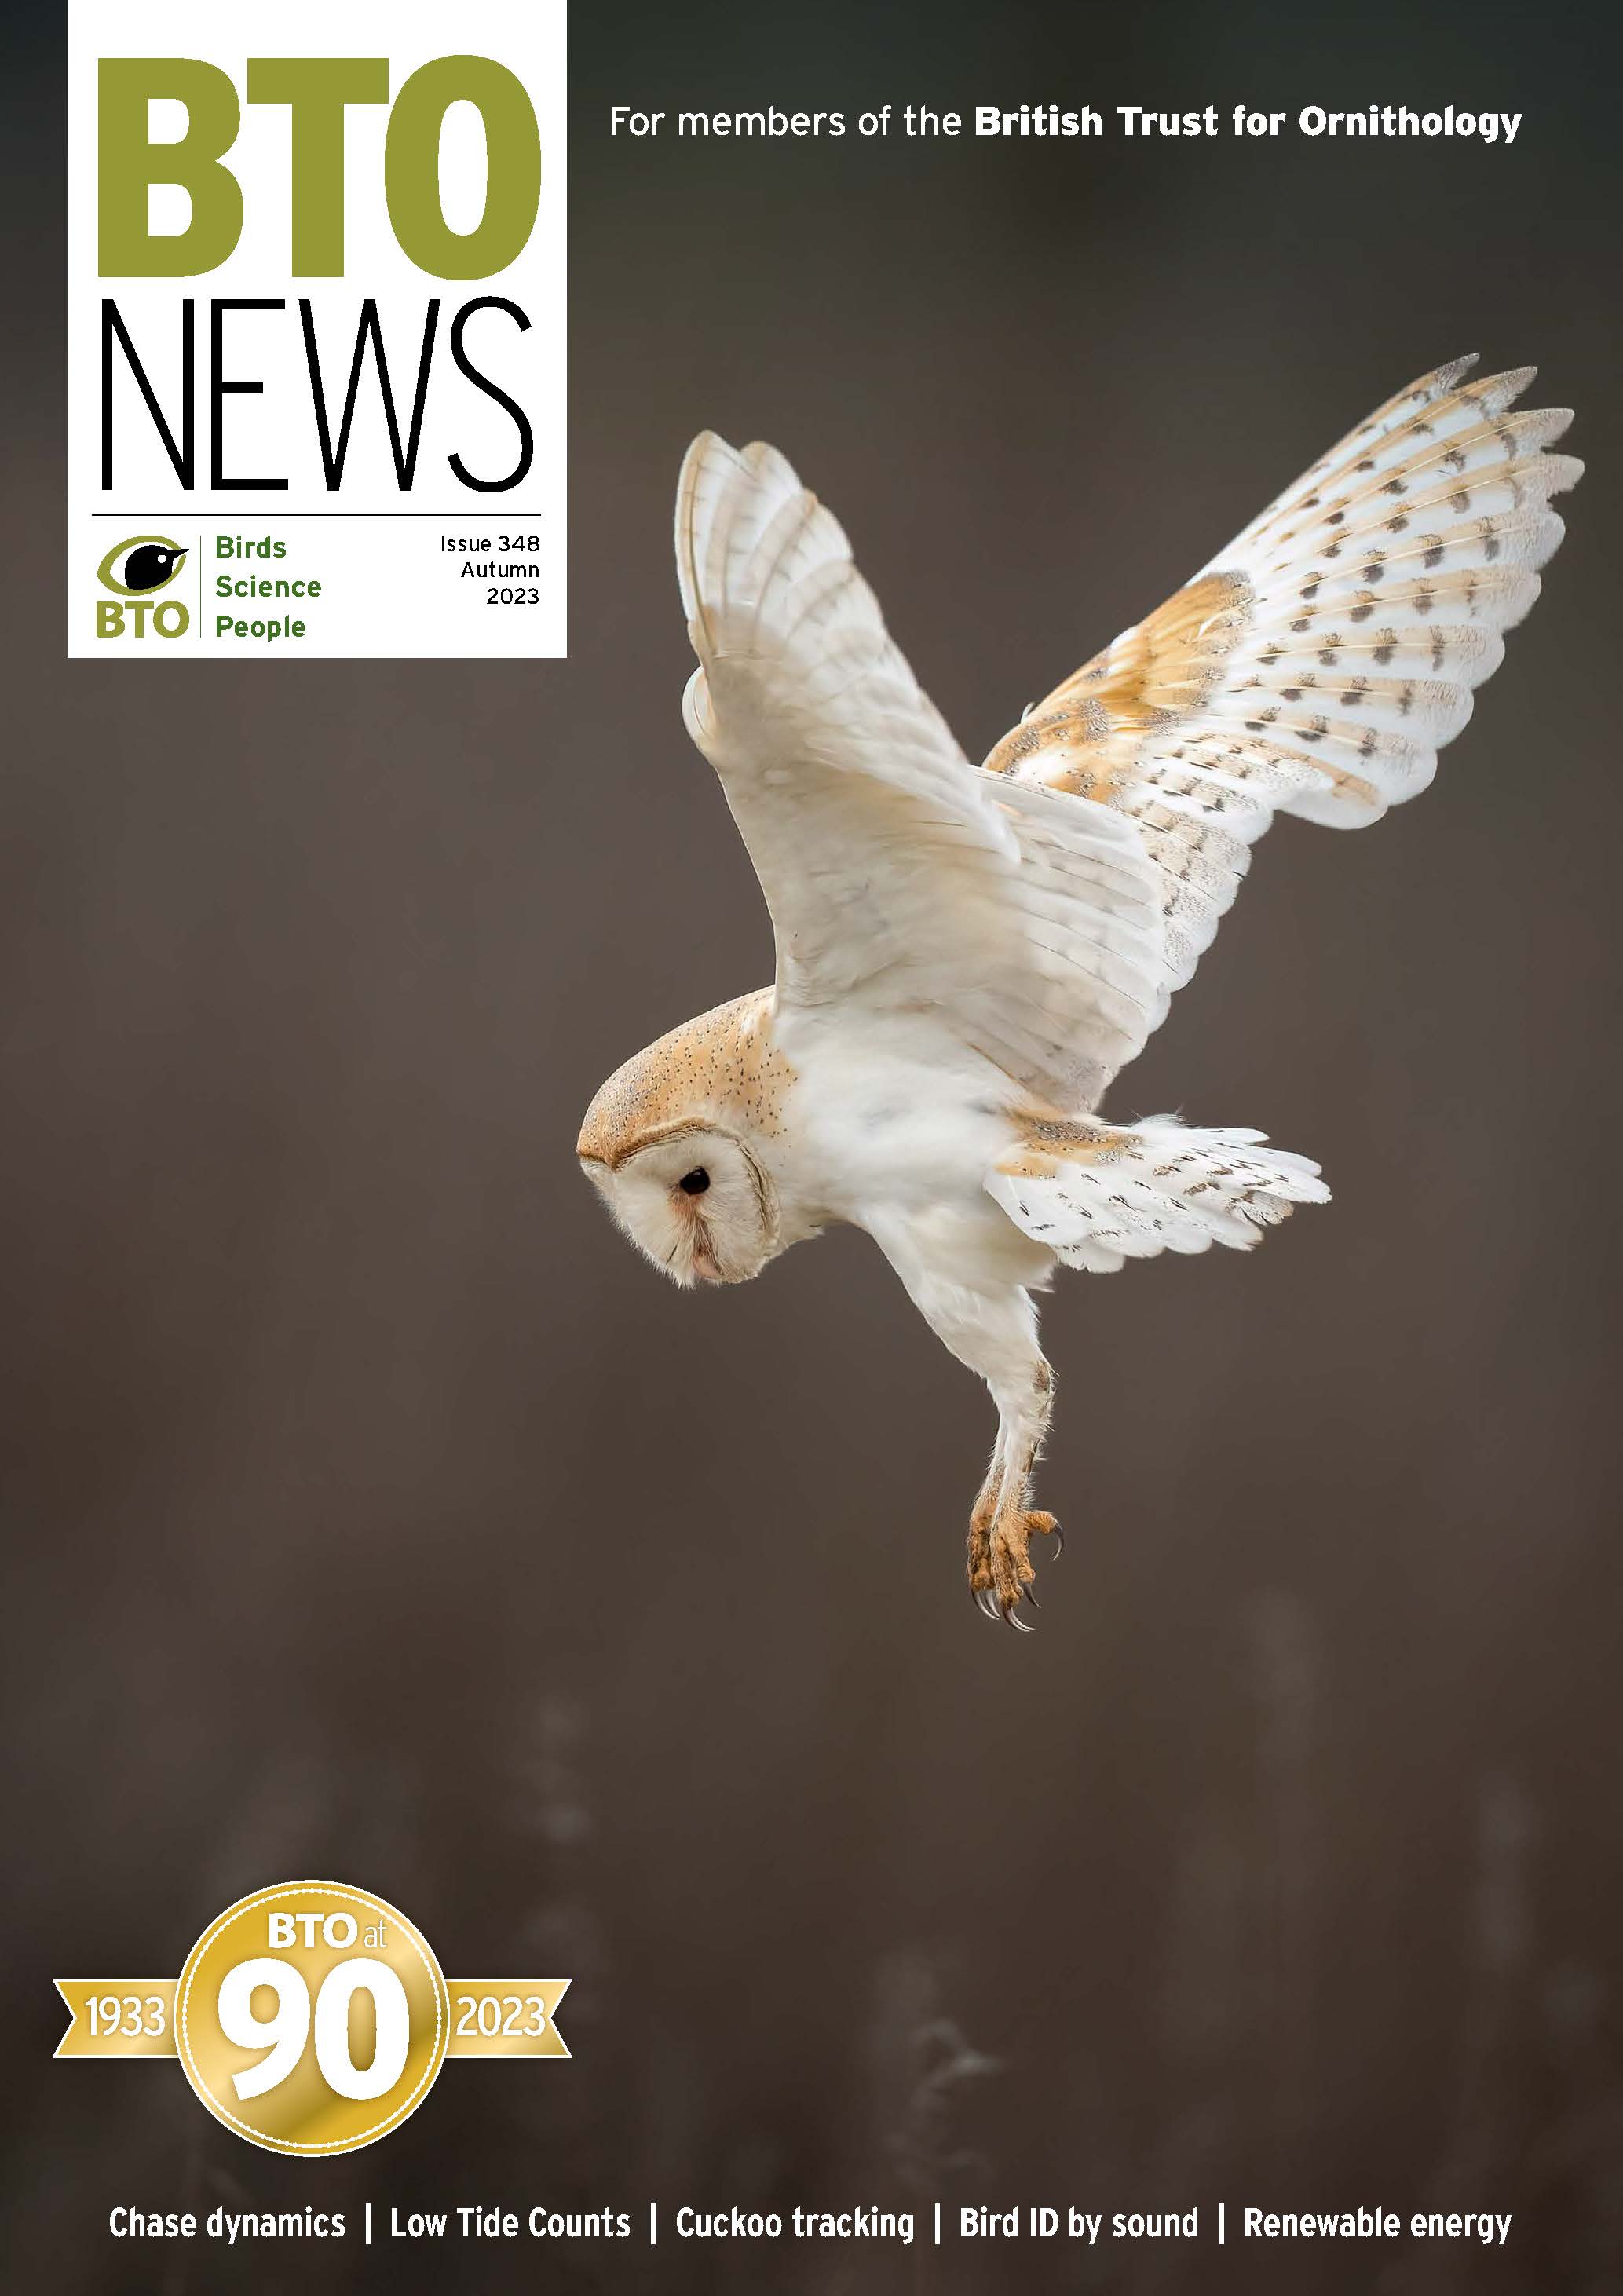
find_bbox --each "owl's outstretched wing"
[675,433,1167,1106]
[984,356,1582,1088]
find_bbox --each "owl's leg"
[969,1356,1058,1626]
[871,1234,1059,1628]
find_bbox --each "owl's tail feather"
[985,1115,1329,1274]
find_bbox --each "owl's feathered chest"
[764,1004,1029,1245]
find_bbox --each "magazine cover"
[8,1,1621,2287]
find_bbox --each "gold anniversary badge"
[56,1880,568,2156]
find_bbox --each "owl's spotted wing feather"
[985,356,1581,1089]
[676,432,1167,1105]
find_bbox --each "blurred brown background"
[4,1,1621,2288]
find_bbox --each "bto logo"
[95,535,192,638]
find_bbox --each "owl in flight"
[579,357,1580,1626]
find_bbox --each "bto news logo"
[94,532,194,638]
[68,0,567,662]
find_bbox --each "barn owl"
[579,357,1580,1626]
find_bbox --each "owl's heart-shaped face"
[579,1127,778,1288]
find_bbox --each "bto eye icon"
[97,536,189,596]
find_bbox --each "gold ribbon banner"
[444,1979,571,2060]
[56,1978,569,2061]
[54,1981,177,2059]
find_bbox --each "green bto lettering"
[384,57,541,280]
[98,54,541,282]
[98,58,243,277]
[244,59,389,277]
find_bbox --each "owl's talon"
[967,1501,1058,1629]
[1049,1523,1065,1559]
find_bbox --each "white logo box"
[67,0,566,660]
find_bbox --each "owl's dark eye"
[679,1168,711,1195]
